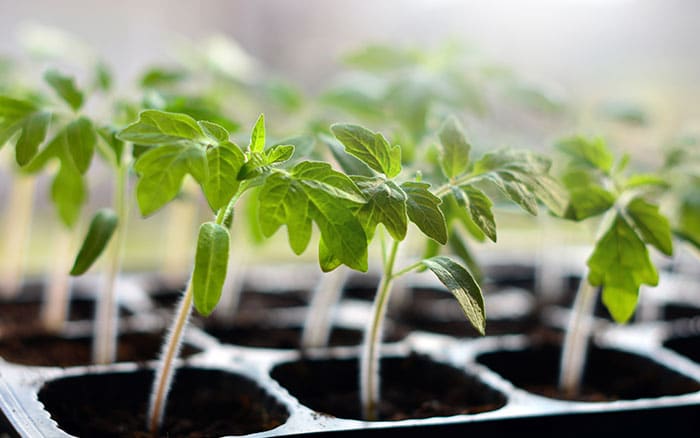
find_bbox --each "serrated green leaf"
[118,110,207,145]
[331,123,401,178]
[70,209,118,275]
[402,181,447,244]
[556,136,614,173]
[421,256,485,335]
[438,116,471,178]
[250,114,265,153]
[587,214,659,323]
[51,162,85,227]
[318,238,343,272]
[625,197,673,256]
[461,186,496,242]
[564,186,616,221]
[203,143,245,211]
[192,222,230,316]
[291,161,365,203]
[198,120,229,143]
[133,144,206,216]
[264,144,294,165]
[15,111,50,166]
[441,191,486,242]
[352,176,408,241]
[319,133,374,177]
[258,173,312,255]
[44,69,84,111]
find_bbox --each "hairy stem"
[301,265,349,350]
[361,239,400,421]
[0,174,35,298]
[147,280,193,435]
[559,277,598,397]
[93,163,129,364]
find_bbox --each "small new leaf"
[203,143,245,211]
[264,144,294,165]
[44,69,84,111]
[198,121,229,143]
[401,181,447,244]
[250,114,265,153]
[70,209,118,275]
[438,116,471,178]
[462,186,496,242]
[331,123,401,178]
[192,222,230,316]
[421,256,485,335]
[625,197,673,256]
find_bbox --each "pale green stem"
[0,174,35,298]
[93,162,129,364]
[361,239,400,421]
[559,277,598,397]
[301,265,350,350]
[40,223,75,332]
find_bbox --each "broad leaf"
[556,136,614,173]
[462,186,496,242]
[625,197,673,256]
[44,69,84,111]
[70,209,118,275]
[249,114,265,153]
[331,123,401,178]
[192,222,230,316]
[118,110,207,145]
[258,173,312,255]
[421,256,485,335]
[352,176,408,241]
[587,214,659,323]
[133,144,206,216]
[563,186,616,221]
[203,143,245,211]
[438,116,471,178]
[51,117,97,174]
[319,133,374,177]
[291,161,365,203]
[15,111,51,166]
[401,181,447,244]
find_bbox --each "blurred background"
[0,0,698,277]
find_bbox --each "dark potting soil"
[664,334,700,364]
[661,303,700,321]
[270,353,506,421]
[38,367,289,437]
[0,332,201,367]
[150,287,308,311]
[477,342,700,401]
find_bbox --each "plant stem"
[361,239,400,421]
[301,265,349,350]
[0,174,35,298]
[41,223,77,332]
[147,280,193,436]
[92,162,129,364]
[558,277,599,397]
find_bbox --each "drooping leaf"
[352,176,408,241]
[203,143,245,211]
[421,256,485,335]
[461,186,496,242]
[51,162,86,227]
[258,173,312,255]
[44,69,84,111]
[117,110,207,146]
[625,197,673,256]
[15,111,51,166]
[192,222,230,316]
[438,116,471,179]
[249,114,265,153]
[556,136,614,173]
[133,143,207,216]
[70,209,118,275]
[587,214,659,323]
[401,181,447,244]
[331,123,401,178]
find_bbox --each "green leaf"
[343,44,419,72]
[556,136,614,173]
[250,114,265,153]
[198,120,229,143]
[624,173,669,190]
[331,123,401,178]
[94,61,112,92]
[15,111,51,166]
[133,144,207,216]
[237,152,268,181]
[203,143,245,211]
[318,238,342,272]
[59,117,97,174]
[401,181,447,244]
[97,125,125,164]
[44,69,84,111]
[264,144,294,165]
[139,67,187,88]
[51,163,86,227]
[587,214,659,323]
[675,191,700,249]
[461,186,496,242]
[117,110,207,146]
[70,209,118,275]
[291,161,365,203]
[625,197,673,256]
[352,176,408,241]
[438,116,471,178]
[258,173,312,255]
[319,132,374,177]
[421,256,485,335]
[563,186,616,221]
[192,222,230,316]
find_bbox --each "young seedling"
[555,135,674,397]
[118,110,369,435]
[330,116,566,420]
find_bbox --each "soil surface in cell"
[271,353,506,420]
[38,368,288,437]
[477,340,700,401]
